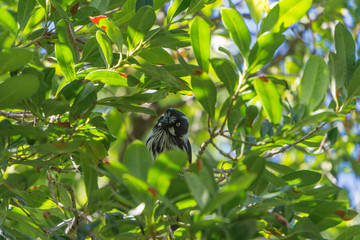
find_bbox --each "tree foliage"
[0,0,360,239]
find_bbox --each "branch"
[263,122,327,158]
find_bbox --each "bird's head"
[155,108,189,138]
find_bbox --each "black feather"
[146,109,191,162]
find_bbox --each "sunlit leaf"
[299,55,330,113]
[221,8,251,57]
[254,77,282,124]
[247,33,285,73]
[245,0,268,24]
[55,43,76,82]
[123,140,152,182]
[96,30,113,68]
[0,48,33,75]
[0,74,39,109]
[127,6,156,51]
[260,0,312,34]
[86,70,128,86]
[190,16,211,72]
[191,70,217,119]
[148,150,187,195]
[211,58,238,94]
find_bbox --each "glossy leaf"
[94,17,123,52]
[0,75,39,109]
[0,8,17,34]
[299,55,330,113]
[254,77,282,124]
[86,70,128,86]
[137,63,190,90]
[80,151,99,209]
[221,8,251,57]
[282,170,322,187]
[202,173,256,214]
[345,64,360,106]
[96,30,113,68]
[190,16,211,72]
[127,6,156,51]
[17,0,37,31]
[148,150,187,195]
[260,0,312,34]
[123,140,152,182]
[191,71,217,119]
[334,22,355,88]
[55,43,76,82]
[70,82,97,118]
[247,33,285,73]
[56,19,79,62]
[138,47,175,65]
[211,58,238,94]
[335,225,360,240]
[185,173,210,209]
[166,0,191,22]
[0,48,33,75]
[135,0,153,12]
[245,0,267,24]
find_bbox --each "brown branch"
[263,122,327,158]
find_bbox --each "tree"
[0,0,360,239]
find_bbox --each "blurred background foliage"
[1,0,360,239]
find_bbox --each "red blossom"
[118,72,127,78]
[90,16,107,25]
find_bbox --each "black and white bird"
[146,108,192,163]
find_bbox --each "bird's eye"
[176,122,181,127]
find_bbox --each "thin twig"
[264,122,327,158]
[210,140,236,161]
[220,133,258,146]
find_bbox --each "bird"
[146,108,192,163]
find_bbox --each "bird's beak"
[158,117,170,126]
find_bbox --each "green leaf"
[166,0,191,23]
[96,30,113,68]
[335,225,360,240]
[127,6,156,51]
[95,17,123,52]
[281,170,322,187]
[0,8,17,34]
[293,218,324,240]
[191,71,217,119]
[0,74,39,109]
[80,151,99,209]
[123,140,152,182]
[135,0,154,12]
[137,63,190,90]
[190,16,211,72]
[17,0,37,31]
[41,99,70,117]
[345,64,360,106]
[247,33,285,73]
[221,8,251,57]
[334,22,355,88]
[86,70,128,86]
[202,173,256,214]
[70,82,97,119]
[55,43,76,82]
[148,150,187,195]
[254,77,282,124]
[138,47,175,65]
[260,0,312,34]
[149,29,190,49]
[184,173,210,209]
[299,55,330,113]
[211,58,238,94]
[56,19,80,62]
[97,100,157,116]
[0,48,33,75]
[245,0,267,24]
